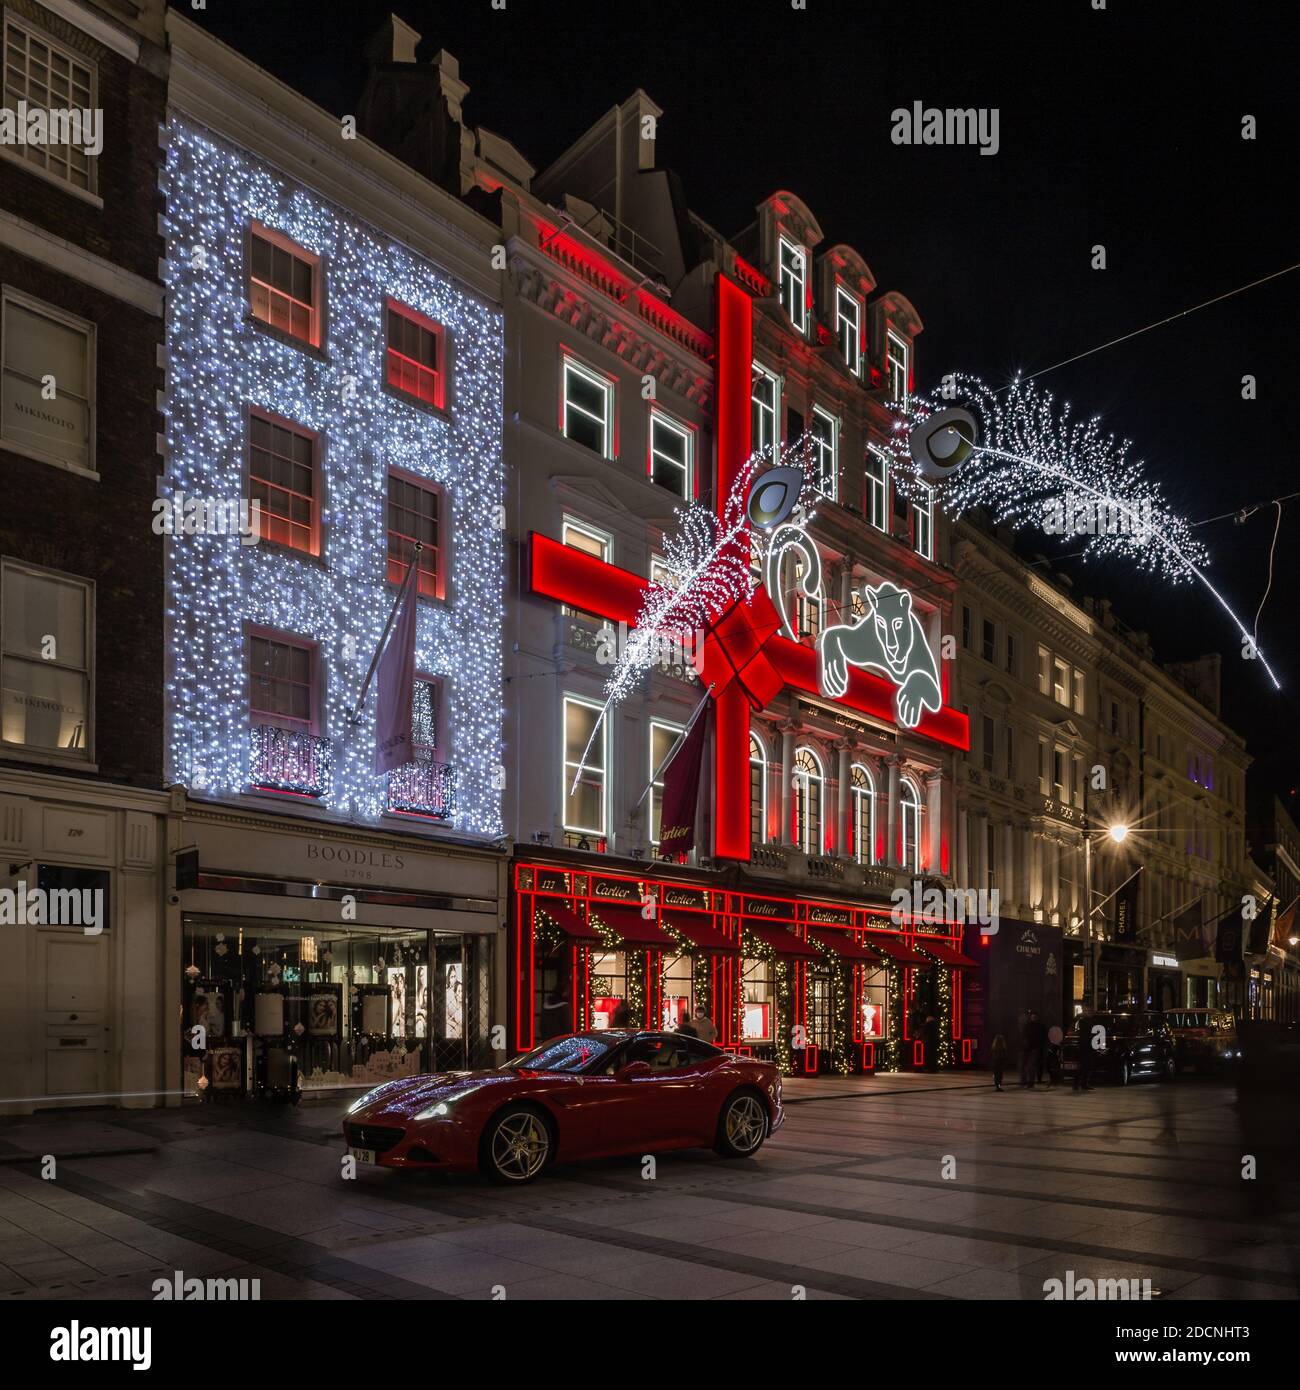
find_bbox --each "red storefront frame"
[512,860,972,1072]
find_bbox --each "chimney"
[366,13,421,66]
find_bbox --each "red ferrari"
[342,1030,783,1183]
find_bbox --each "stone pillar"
[836,740,851,859]
[780,723,795,848]
[957,805,969,886]
[926,771,943,878]
[887,754,902,867]
[1002,822,1016,911]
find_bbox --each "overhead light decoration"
[887,374,1281,689]
[158,120,506,833]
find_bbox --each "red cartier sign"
[528,274,969,863]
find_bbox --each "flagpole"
[350,543,421,724]
[631,685,713,811]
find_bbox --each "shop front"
[170,801,506,1103]
[960,918,1063,1066]
[511,857,974,1075]
[1096,941,1146,1011]
[1145,950,1183,1013]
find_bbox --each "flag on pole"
[656,703,711,857]
[373,562,419,775]
[1172,899,1206,959]
[1112,872,1140,943]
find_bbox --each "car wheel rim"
[491,1112,548,1180]
[726,1096,766,1153]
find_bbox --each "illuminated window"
[865,448,889,531]
[1053,747,1067,801]
[886,332,909,406]
[900,776,922,871]
[649,410,692,498]
[778,236,807,331]
[1073,667,1086,716]
[851,763,875,865]
[1053,658,1069,707]
[248,223,320,347]
[385,298,445,409]
[412,676,440,758]
[248,410,318,555]
[793,746,824,855]
[386,471,443,598]
[0,561,92,759]
[751,362,779,459]
[2,19,95,193]
[811,406,838,500]
[793,558,821,640]
[649,719,684,848]
[750,732,768,846]
[742,957,773,1041]
[836,287,862,375]
[563,694,607,836]
[1037,645,1051,696]
[560,517,610,619]
[248,632,315,733]
[562,356,614,457]
[913,484,934,559]
[1,288,94,474]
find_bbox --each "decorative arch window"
[793,746,824,855]
[851,763,876,865]
[900,776,922,871]
[749,732,768,846]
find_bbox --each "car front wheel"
[482,1106,551,1184]
[1118,1059,1130,1086]
[715,1091,768,1159]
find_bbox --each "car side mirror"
[615,1060,652,1082]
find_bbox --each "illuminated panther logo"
[766,524,942,729]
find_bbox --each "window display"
[742,957,773,1042]
[590,949,627,1029]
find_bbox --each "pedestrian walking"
[691,1005,717,1045]
[1020,1009,1046,1088]
[990,1033,1007,1091]
[1073,1011,1097,1091]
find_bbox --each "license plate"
[348,1147,375,1165]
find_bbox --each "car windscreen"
[504,1035,617,1073]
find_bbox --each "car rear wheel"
[482,1106,551,1184]
[1118,1059,1130,1086]
[715,1091,768,1159]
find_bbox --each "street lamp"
[1083,819,1131,1010]
[1107,823,1129,845]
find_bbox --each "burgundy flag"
[373,564,419,774]
[657,704,710,856]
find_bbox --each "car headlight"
[415,1083,487,1121]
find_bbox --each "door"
[41,932,110,1102]
[808,974,832,1056]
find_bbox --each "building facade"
[0,0,169,1114]
[156,14,508,1105]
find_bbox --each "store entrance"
[807,972,832,1055]
[182,916,492,1100]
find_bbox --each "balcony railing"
[249,724,332,798]
[387,758,456,820]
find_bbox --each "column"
[780,723,795,848]
[957,805,969,887]
[887,754,901,868]
[975,811,988,893]
[1002,822,1016,911]
[926,771,943,878]
[836,741,851,859]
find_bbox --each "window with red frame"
[248,634,313,732]
[248,226,319,346]
[387,471,442,598]
[249,412,318,555]
[386,299,445,409]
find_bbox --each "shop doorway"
[807,972,832,1054]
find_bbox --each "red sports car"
[342,1030,783,1183]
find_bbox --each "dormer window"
[836,287,862,375]
[778,236,808,332]
[886,332,909,406]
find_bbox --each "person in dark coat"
[1073,1010,1098,1091]
[1020,1010,1047,1088]
[990,1033,1008,1091]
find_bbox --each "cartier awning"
[745,923,823,959]
[805,929,884,963]
[533,903,602,942]
[914,938,981,970]
[866,936,932,967]
[588,904,677,949]
[662,913,742,955]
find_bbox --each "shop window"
[248,409,319,556]
[648,719,684,849]
[563,694,607,837]
[2,18,96,193]
[900,776,922,871]
[0,560,92,759]
[1,288,94,474]
[661,950,693,1029]
[751,362,779,459]
[247,222,321,348]
[865,447,889,531]
[561,355,614,458]
[851,763,875,865]
[811,406,838,500]
[386,469,443,598]
[778,236,807,332]
[589,948,628,1029]
[886,331,909,405]
[793,746,824,855]
[749,732,768,846]
[858,965,889,1041]
[836,287,862,376]
[385,298,445,409]
[742,956,773,1042]
[649,410,692,498]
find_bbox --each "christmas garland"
[740,928,794,1075]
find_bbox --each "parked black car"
[1165,1008,1239,1074]
[1060,1011,1176,1085]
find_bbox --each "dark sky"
[183,0,1300,799]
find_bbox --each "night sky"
[184,0,1300,799]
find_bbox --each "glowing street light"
[1107,822,1130,845]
